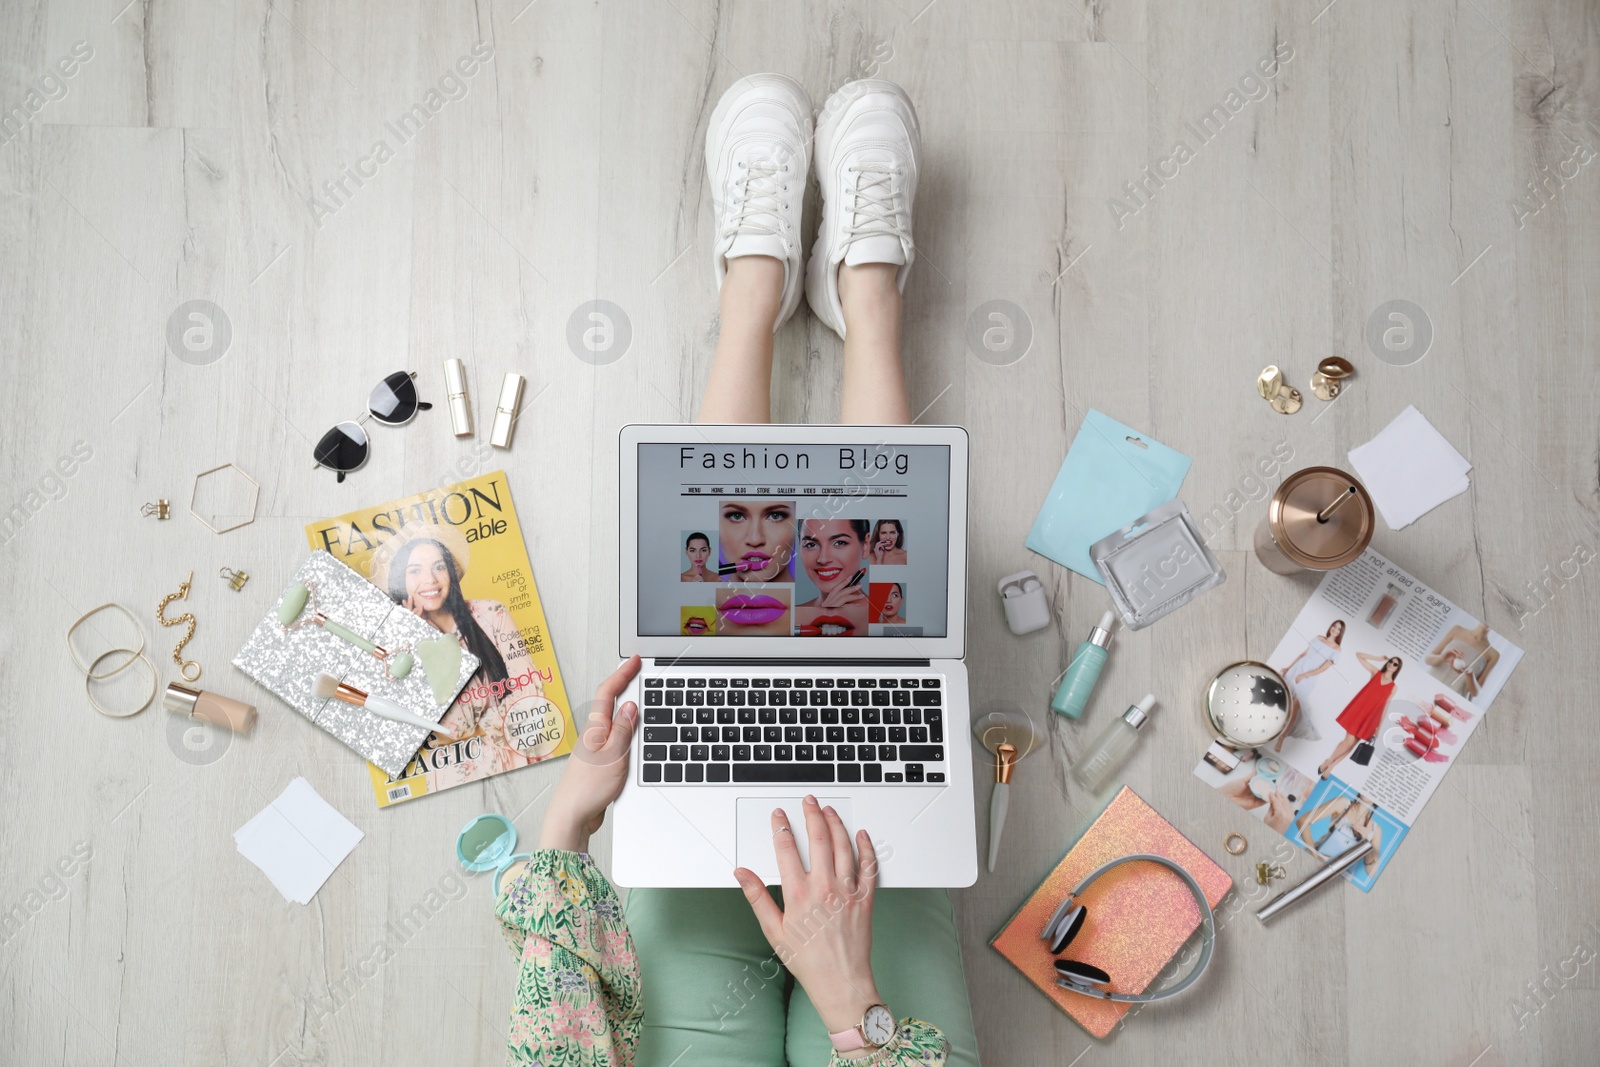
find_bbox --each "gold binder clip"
[220,567,250,591]
[142,500,171,519]
[1255,862,1287,886]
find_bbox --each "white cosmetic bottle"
[1070,694,1156,793]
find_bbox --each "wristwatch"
[828,1003,895,1053]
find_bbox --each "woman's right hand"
[734,797,883,1054]
[816,571,868,609]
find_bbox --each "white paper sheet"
[234,777,364,904]
[1348,404,1471,530]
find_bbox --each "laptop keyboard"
[637,676,947,786]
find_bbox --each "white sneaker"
[806,80,921,338]
[705,74,812,331]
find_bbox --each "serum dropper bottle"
[1071,693,1156,793]
[1051,611,1115,719]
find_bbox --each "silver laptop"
[612,424,977,888]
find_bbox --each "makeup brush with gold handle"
[312,672,455,739]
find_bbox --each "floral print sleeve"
[495,849,642,1066]
[826,1018,949,1067]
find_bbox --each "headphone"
[1040,854,1216,1003]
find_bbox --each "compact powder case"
[1204,660,1291,748]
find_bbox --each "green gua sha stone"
[277,583,310,625]
[387,651,415,680]
[414,636,462,704]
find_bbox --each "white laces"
[720,158,792,240]
[843,163,911,248]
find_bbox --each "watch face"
[862,1004,895,1047]
[1207,662,1289,746]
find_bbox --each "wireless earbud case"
[997,570,1051,635]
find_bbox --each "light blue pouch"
[1025,409,1192,583]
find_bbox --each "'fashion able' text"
[679,447,911,475]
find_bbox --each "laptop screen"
[635,441,953,639]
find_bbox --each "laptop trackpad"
[735,797,855,883]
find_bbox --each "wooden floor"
[4,1,1597,1064]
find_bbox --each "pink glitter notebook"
[990,787,1231,1038]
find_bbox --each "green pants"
[624,887,980,1066]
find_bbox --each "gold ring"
[1224,832,1248,856]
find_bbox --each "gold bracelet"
[157,571,202,682]
[85,648,159,718]
[66,603,147,679]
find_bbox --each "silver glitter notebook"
[233,551,480,776]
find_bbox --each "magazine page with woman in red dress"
[1318,651,1402,778]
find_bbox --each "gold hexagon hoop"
[190,463,260,534]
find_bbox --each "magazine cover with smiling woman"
[305,471,576,808]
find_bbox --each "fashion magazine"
[1193,548,1523,889]
[306,471,575,808]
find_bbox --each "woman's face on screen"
[801,520,866,594]
[719,500,795,581]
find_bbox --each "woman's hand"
[1264,790,1294,833]
[734,797,882,1053]
[539,656,641,853]
[817,571,868,609]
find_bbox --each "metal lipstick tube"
[1255,839,1374,923]
[444,359,473,437]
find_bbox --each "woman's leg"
[626,887,790,1067]
[783,889,980,1066]
[698,258,909,425]
[698,255,786,423]
[838,262,910,424]
[1318,733,1358,777]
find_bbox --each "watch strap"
[827,1025,866,1052]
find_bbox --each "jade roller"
[277,581,416,680]
[989,742,1017,873]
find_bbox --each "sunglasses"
[314,371,433,482]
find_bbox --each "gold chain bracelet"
[157,571,202,682]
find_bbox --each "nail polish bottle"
[1071,693,1155,793]
[1051,611,1114,719]
[164,682,257,734]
